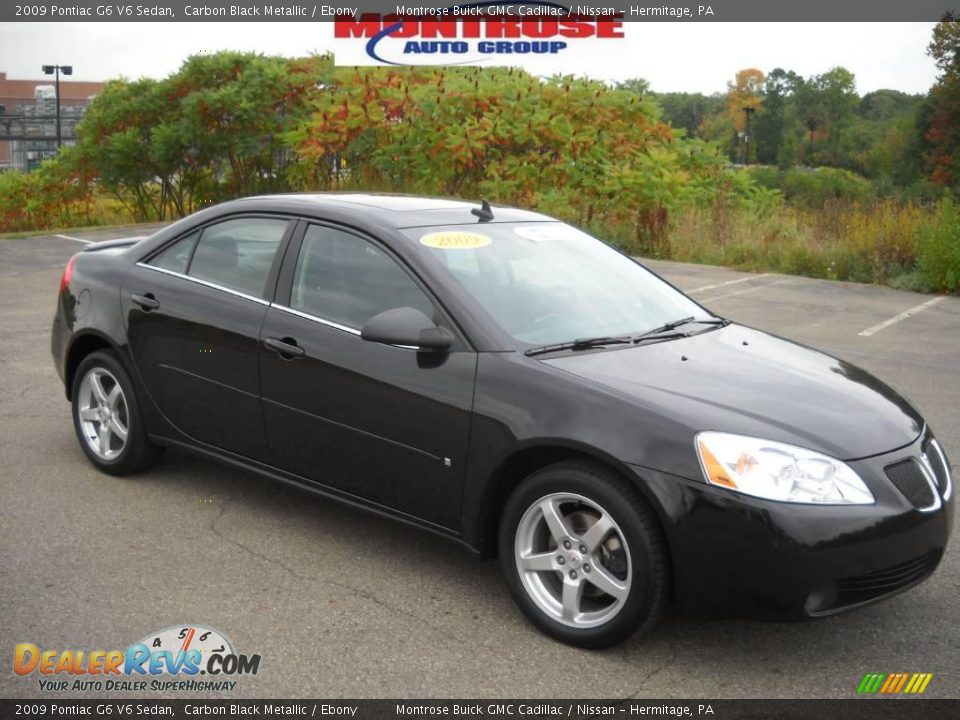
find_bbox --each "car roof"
[228,192,555,228]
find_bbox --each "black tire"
[498,460,669,648]
[71,349,162,475]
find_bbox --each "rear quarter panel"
[54,247,138,393]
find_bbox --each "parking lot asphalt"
[1,225,957,700]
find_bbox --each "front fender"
[459,351,698,553]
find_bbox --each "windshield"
[404,222,712,346]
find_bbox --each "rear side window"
[149,218,289,298]
[290,224,434,329]
[189,218,289,298]
[148,230,199,274]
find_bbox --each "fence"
[0,96,93,171]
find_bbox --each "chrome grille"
[885,458,936,510]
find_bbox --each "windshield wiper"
[524,318,728,356]
[524,335,633,357]
[633,316,727,342]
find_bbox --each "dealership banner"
[3,0,959,22]
[1,700,959,719]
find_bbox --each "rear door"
[258,222,477,529]
[123,215,294,461]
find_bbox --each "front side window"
[403,222,710,345]
[290,224,434,329]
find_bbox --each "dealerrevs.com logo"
[334,2,624,66]
[13,625,261,692]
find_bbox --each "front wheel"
[71,350,161,475]
[498,461,669,648]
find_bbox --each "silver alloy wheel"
[77,367,129,461]
[514,492,632,629]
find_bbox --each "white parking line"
[703,278,793,302]
[857,296,947,337]
[54,233,91,244]
[688,273,771,293]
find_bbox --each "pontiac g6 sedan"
[52,194,953,647]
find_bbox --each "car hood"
[543,324,923,462]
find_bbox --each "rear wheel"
[71,350,161,475]
[499,460,668,648]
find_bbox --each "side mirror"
[360,307,453,352]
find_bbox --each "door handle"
[264,336,305,358]
[131,293,160,311]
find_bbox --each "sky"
[0,22,940,95]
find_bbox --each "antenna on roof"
[471,199,494,223]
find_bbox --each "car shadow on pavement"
[148,447,956,698]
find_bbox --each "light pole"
[41,64,73,149]
[744,106,755,167]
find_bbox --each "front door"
[258,222,477,529]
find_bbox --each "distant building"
[0,71,106,172]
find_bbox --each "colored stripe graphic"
[880,674,898,693]
[904,674,921,694]
[893,674,909,693]
[857,672,932,695]
[857,673,885,693]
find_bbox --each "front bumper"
[630,430,954,619]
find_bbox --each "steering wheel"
[529,285,577,325]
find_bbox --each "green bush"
[748,167,875,207]
[917,199,960,292]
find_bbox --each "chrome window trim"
[136,263,418,346]
[270,303,362,337]
[135,262,270,306]
[929,438,953,502]
[269,304,419,350]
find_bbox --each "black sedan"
[51,194,953,648]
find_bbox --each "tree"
[792,67,859,167]
[753,68,801,165]
[161,52,330,205]
[290,66,727,255]
[923,13,960,187]
[657,92,724,139]
[859,89,917,122]
[617,78,651,95]
[74,77,172,220]
[726,68,765,129]
[72,52,331,219]
[725,69,765,163]
[929,11,960,79]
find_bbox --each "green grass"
[603,198,957,294]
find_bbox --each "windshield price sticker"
[420,232,492,250]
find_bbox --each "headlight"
[695,432,874,505]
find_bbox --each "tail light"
[59,254,79,294]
